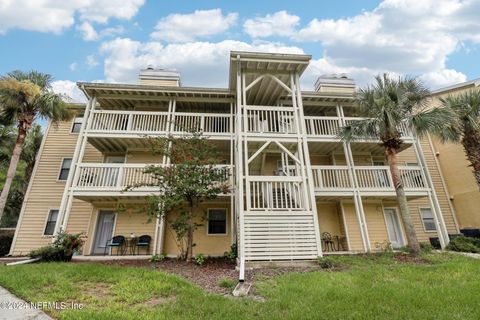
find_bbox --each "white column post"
[339,105,370,251]
[54,96,96,237]
[293,72,323,257]
[412,137,449,248]
[236,56,246,281]
[154,99,175,255]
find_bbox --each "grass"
[0,253,479,319]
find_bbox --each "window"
[71,117,83,133]
[207,209,227,235]
[44,209,59,235]
[58,158,72,180]
[420,208,436,231]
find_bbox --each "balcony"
[89,110,232,137]
[72,163,232,200]
[311,165,428,197]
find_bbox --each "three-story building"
[9,52,459,279]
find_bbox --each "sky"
[1,0,480,103]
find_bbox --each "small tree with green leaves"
[340,74,455,255]
[129,130,229,262]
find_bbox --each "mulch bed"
[90,258,320,295]
[394,253,430,264]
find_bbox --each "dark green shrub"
[150,254,166,262]
[446,236,480,253]
[0,233,13,256]
[318,257,335,269]
[224,243,237,260]
[420,242,433,254]
[194,253,205,266]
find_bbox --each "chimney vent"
[314,74,355,94]
[139,67,181,87]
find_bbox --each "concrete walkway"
[0,286,53,320]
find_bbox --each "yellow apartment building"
[9,52,461,279]
[428,79,480,232]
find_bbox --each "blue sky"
[1,0,479,102]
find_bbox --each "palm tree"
[439,89,480,187]
[341,74,455,254]
[0,71,72,222]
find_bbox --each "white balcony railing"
[249,176,305,210]
[311,166,352,190]
[305,116,340,137]
[89,110,232,135]
[311,165,426,192]
[74,163,231,191]
[173,113,231,134]
[245,106,296,134]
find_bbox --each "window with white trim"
[44,209,59,235]
[207,209,227,235]
[71,117,84,133]
[420,208,436,231]
[58,158,72,180]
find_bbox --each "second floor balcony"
[311,165,428,197]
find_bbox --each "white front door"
[384,208,405,249]
[104,156,125,186]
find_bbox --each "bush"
[29,231,85,262]
[420,242,433,254]
[446,236,480,253]
[224,243,237,260]
[318,257,335,269]
[150,254,166,262]
[218,277,236,290]
[0,233,14,256]
[194,253,205,266]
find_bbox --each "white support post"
[412,137,449,248]
[55,96,96,237]
[236,55,246,281]
[293,72,323,257]
[229,102,236,245]
[154,99,176,255]
[339,105,371,252]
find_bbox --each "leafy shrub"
[446,236,480,253]
[224,243,237,260]
[419,242,433,254]
[29,231,86,261]
[194,253,205,266]
[318,257,335,269]
[150,254,166,262]
[0,233,13,256]
[218,277,236,290]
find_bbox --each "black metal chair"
[135,235,151,255]
[104,235,125,256]
[321,232,335,252]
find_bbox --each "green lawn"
[0,253,479,319]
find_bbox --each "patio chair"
[135,235,151,255]
[104,235,125,256]
[321,232,335,252]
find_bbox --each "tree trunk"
[185,206,194,262]
[385,147,420,255]
[462,130,480,188]
[0,126,28,223]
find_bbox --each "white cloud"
[77,22,98,41]
[86,55,99,68]
[51,80,87,103]
[420,69,467,88]
[69,62,78,71]
[0,0,144,34]
[100,38,304,86]
[291,0,478,89]
[244,11,300,38]
[151,9,238,42]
